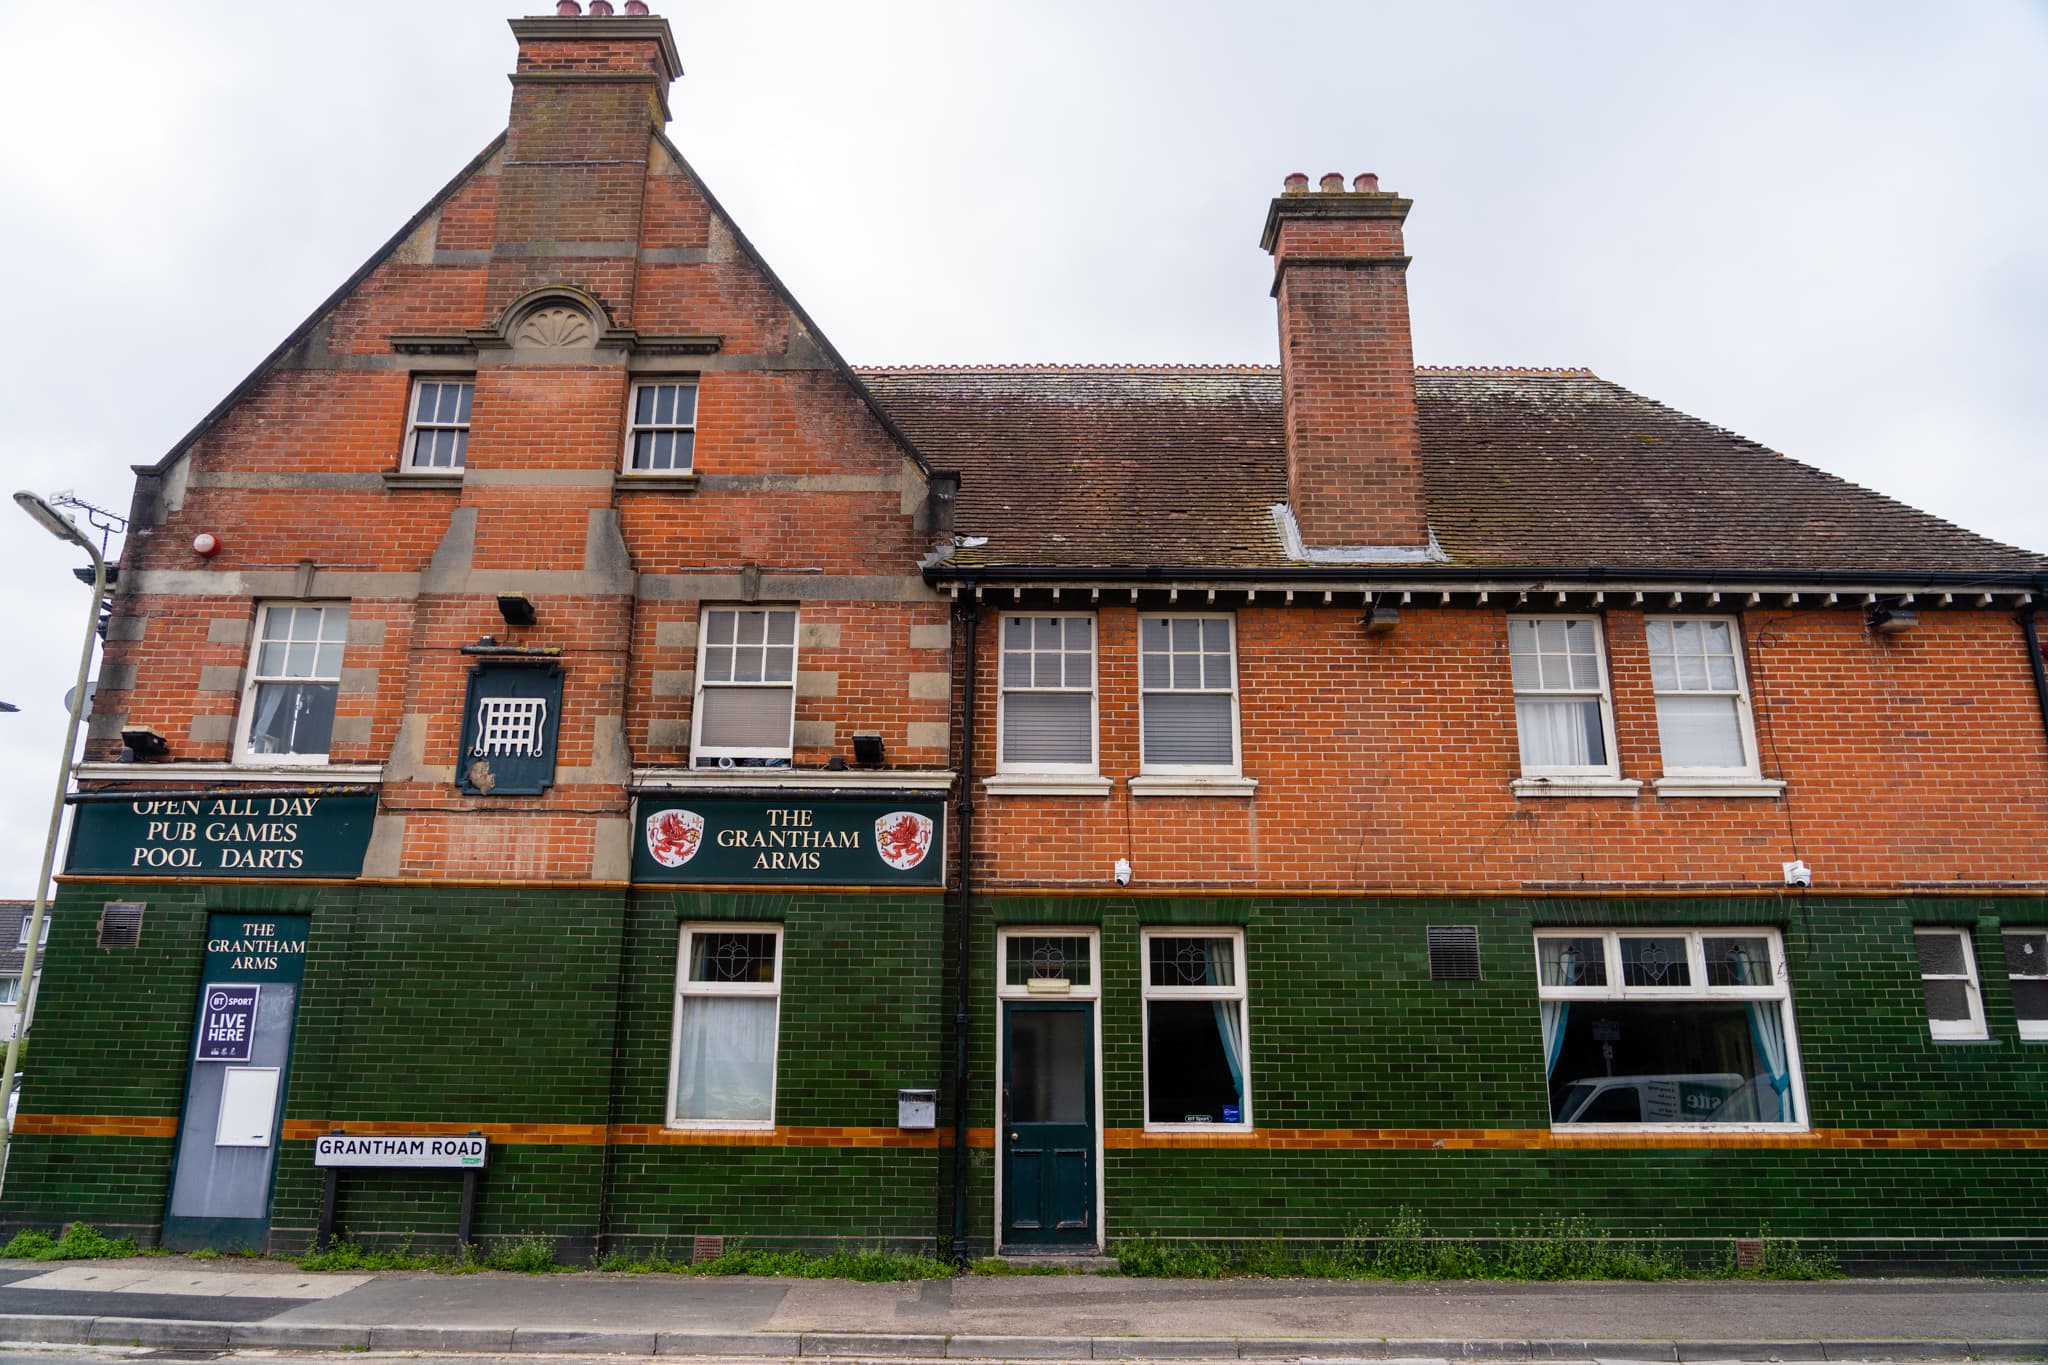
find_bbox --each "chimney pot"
[1283,172,1310,194]
[624,0,649,11]
[1319,173,1345,193]
[588,0,614,12]
[1353,172,1379,192]
[555,1,581,13]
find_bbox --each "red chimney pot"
[588,0,615,12]
[1353,172,1379,192]
[555,1,581,13]
[1319,173,1345,193]
[624,0,649,11]
[1283,172,1310,194]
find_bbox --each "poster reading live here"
[633,797,945,887]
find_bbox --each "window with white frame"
[1139,616,1239,773]
[1535,929,1803,1128]
[1508,617,1619,776]
[1916,928,1986,1040]
[237,604,349,764]
[2004,930,2048,1041]
[0,977,18,1007]
[998,615,1096,772]
[15,916,47,950]
[670,924,782,1128]
[1141,929,1250,1131]
[1646,618,1760,774]
[400,377,473,471]
[624,381,698,473]
[692,607,797,768]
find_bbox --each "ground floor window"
[1141,929,1249,1131]
[1916,928,1986,1040]
[2007,929,2048,1041]
[1535,928,1802,1129]
[669,923,782,1128]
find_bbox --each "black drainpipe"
[949,593,979,1263]
[2020,599,2048,747]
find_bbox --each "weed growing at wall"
[1113,1210,1837,1281]
[1,1224,140,1261]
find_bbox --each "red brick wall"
[966,602,2048,891]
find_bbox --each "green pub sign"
[635,796,945,886]
[65,793,377,879]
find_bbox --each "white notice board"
[215,1067,280,1148]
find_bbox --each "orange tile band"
[20,1115,2048,1151]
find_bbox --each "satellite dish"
[63,678,97,715]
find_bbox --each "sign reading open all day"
[65,794,377,879]
[633,797,945,887]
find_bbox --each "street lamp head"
[13,491,96,557]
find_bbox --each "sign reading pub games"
[634,797,944,887]
[66,793,376,879]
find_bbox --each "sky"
[0,1,2043,898]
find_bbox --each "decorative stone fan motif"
[513,305,594,348]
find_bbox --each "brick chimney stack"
[1260,172,1428,552]
[493,7,683,318]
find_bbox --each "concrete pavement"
[0,1257,2042,1359]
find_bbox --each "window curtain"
[675,996,778,1122]
[1516,698,1602,767]
[1202,945,1245,1102]
[1731,948,1791,1122]
[1540,1001,1569,1078]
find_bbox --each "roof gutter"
[923,562,2046,594]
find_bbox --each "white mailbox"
[897,1088,937,1130]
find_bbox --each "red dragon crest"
[875,811,934,871]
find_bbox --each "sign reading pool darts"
[196,984,261,1062]
[634,797,945,887]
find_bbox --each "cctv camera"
[1114,857,1132,887]
[1782,859,1812,888]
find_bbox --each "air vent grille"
[97,902,145,950]
[1427,925,1481,981]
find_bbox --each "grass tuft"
[2,1224,141,1261]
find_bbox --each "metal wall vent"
[97,902,145,950]
[1427,925,1481,981]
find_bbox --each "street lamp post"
[0,492,108,1189]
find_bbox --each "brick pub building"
[9,7,2047,1269]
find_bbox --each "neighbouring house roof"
[862,366,2048,580]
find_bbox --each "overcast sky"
[0,1,2042,899]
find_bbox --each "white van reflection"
[1553,1072,1779,1124]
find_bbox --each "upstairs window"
[15,917,47,949]
[625,381,698,474]
[1917,928,1986,1040]
[1139,616,1239,774]
[1646,618,1759,775]
[998,615,1096,773]
[236,604,348,765]
[692,607,797,768]
[1508,617,1619,778]
[2005,930,2048,1041]
[1536,929,1803,1129]
[401,377,473,471]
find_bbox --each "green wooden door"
[1001,1001,1095,1248]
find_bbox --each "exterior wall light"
[852,732,884,767]
[120,727,170,759]
[1869,606,1918,635]
[496,593,537,627]
[1364,602,1400,633]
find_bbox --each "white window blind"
[1140,616,1237,770]
[693,607,797,766]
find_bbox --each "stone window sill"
[632,768,955,793]
[983,774,1113,798]
[74,761,385,785]
[615,473,698,492]
[1511,776,1643,799]
[1127,775,1258,798]
[382,470,463,489]
[1653,776,1787,799]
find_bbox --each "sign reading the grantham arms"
[634,797,944,887]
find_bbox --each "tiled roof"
[860,367,2047,578]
